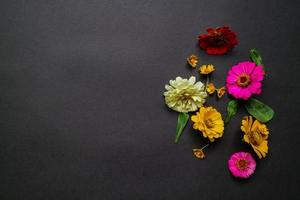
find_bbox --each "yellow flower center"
[204,119,214,128]
[248,131,263,146]
[237,74,251,87]
[235,159,249,170]
[179,92,191,101]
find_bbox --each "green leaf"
[249,48,263,65]
[175,112,189,143]
[225,100,238,125]
[244,97,274,123]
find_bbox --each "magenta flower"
[226,61,264,100]
[228,152,256,179]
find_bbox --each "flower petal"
[242,61,256,74]
[231,65,244,75]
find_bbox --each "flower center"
[208,31,226,46]
[214,36,225,45]
[190,58,196,63]
[204,119,214,128]
[237,74,251,87]
[235,159,249,171]
[248,131,263,146]
[212,32,225,46]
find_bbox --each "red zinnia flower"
[198,26,238,55]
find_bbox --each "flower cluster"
[162,26,274,180]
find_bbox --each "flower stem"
[205,76,209,91]
[201,144,209,150]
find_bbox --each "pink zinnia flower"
[228,152,256,179]
[226,61,264,100]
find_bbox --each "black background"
[1,0,300,199]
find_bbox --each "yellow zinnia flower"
[206,83,216,94]
[199,64,215,75]
[217,86,226,98]
[191,107,224,142]
[187,54,199,68]
[241,116,269,159]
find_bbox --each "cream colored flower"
[164,76,207,113]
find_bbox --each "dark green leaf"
[175,112,189,143]
[244,98,274,123]
[249,48,263,65]
[225,100,238,125]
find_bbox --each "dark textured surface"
[0,0,299,199]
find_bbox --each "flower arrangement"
[162,26,274,179]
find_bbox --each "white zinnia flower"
[163,76,207,113]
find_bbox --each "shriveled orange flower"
[187,54,199,68]
[193,149,205,159]
[192,144,209,159]
[199,64,215,75]
[241,116,269,159]
[217,86,226,98]
[207,83,216,94]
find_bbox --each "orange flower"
[199,64,215,75]
[217,86,226,98]
[193,149,205,159]
[192,144,209,159]
[187,54,199,68]
[207,83,216,94]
